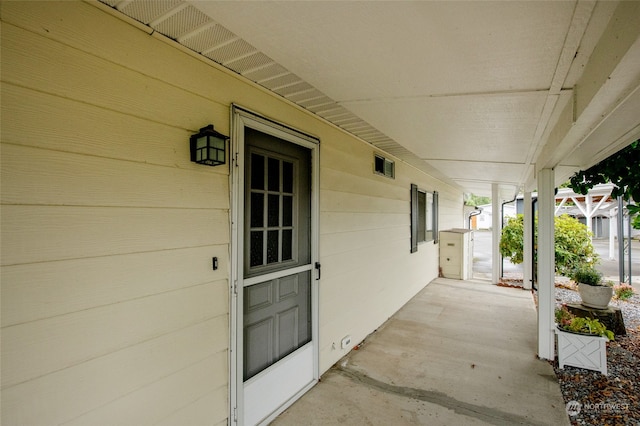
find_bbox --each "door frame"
[229,105,320,425]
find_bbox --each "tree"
[464,193,491,206]
[569,139,640,229]
[500,214,597,276]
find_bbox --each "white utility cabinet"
[439,229,473,280]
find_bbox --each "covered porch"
[273,278,569,426]
[95,0,640,361]
[2,1,639,425]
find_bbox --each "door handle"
[315,262,321,280]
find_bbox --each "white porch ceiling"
[100,0,640,199]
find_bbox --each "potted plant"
[555,305,613,374]
[572,265,613,309]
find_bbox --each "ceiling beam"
[521,0,596,190]
[535,0,640,175]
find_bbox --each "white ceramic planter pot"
[578,283,613,309]
[556,326,608,375]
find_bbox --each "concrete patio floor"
[273,278,570,425]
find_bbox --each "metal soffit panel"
[97,1,640,198]
[97,0,435,180]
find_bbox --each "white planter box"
[555,326,608,375]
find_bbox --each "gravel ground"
[553,283,640,426]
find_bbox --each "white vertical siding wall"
[1,1,463,424]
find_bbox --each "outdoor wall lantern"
[190,124,228,166]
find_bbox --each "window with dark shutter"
[410,185,439,252]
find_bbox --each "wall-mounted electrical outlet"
[341,335,352,349]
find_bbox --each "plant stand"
[555,326,608,375]
[566,303,626,336]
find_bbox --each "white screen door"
[231,107,319,426]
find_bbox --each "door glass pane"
[282,229,293,261]
[250,231,264,267]
[268,194,280,227]
[283,161,293,193]
[282,196,293,227]
[268,157,280,191]
[267,230,279,264]
[251,154,265,190]
[243,271,311,380]
[251,193,264,228]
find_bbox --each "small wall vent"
[374,154,395,178]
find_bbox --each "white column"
[609,207,617,260]
[523,191,533,290]
[585,194,593,235]
[537,169,555,360]
[492,183,501,285]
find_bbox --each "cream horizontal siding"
[2,281,226,388]
[1,143,229,209]
[1,86,196,168]
[1,1,465,424]
[1,205,228,265]
[318,129,459,371]
[63,356,228,426]
[2,246,227,326]
[154,385,228,426]
[1,1,231,424]
[2,24,225,135]
[2,318,227,426]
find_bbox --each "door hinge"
[233,407,238,422]
[232,279,238,295]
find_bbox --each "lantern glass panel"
[212,136,225,149]
[196,136,208,149]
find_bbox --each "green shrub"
[554,214,598,275]
[499,214,525,264]
[565,316,614,340]
[555,305,614,340]
[499,214,597,276]
[571,265,603,286]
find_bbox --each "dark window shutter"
[411,184,418,253]
[433,191,439,243]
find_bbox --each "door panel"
[236,120,317,425]
[243,270,311,380]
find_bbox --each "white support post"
[523,191,533,290]
[586,194,593,235]
[537,169,555,360]
[492,183,501,285]
[609,207,617,260]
